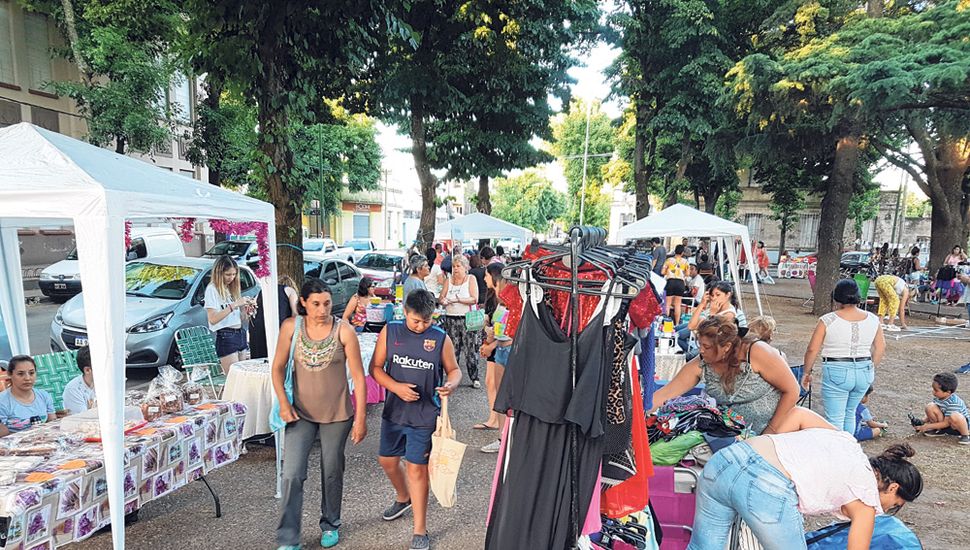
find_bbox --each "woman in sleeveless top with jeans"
[802,278,885,434]
[439,255,481,386]
[652,316,799,435]
[271,279,368,550]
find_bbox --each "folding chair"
[789,364,811,408]
[33,350,79,411]
[802,270,817,308]
[852,273,874,312]
[174,326,224,398]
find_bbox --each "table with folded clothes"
[0,400,246,548]
[647,395,747,465]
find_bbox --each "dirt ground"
[72,295,970,549]
[762,295,970,549]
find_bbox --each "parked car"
[343,239,377,263]
[202,239,260,270]
[354,250,406,297]
[40,227,185,299]
[50,257,260,369]
[840,251,872,270]
[303,258,362,314]
[304,238,355,263]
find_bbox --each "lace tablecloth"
[224,333,383,439]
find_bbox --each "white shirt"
[820,311,880,357]
[688,275,705,304]
[425,264,444,299]
[62,375,96,415]
[204,284,241,332]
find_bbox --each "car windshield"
[304,241,324,251]
[204,241,251,257]
[356,254,401,271]
[345,240,370,250]
[125,263,201,300]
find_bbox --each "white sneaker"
[480,440,501,453]
[472,380,482,389]
[886,325,901,332]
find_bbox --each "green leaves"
[491,171,567,233]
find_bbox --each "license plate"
[54,283,66,290]
[74,337,88,347]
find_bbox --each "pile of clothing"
[646,396,745,466]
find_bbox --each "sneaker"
[480,440,501,453]
[885,325,901,332]
[959,435,970,445]
[924,429,947,437]
[382,499,412,521]
[409,534,430,550]
[472,380,482,389]
[955,363,970,374]
[321,530,339,548]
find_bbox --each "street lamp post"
[579,103,591,225]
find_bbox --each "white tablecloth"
[223,333,382,439]
[223,359,273,439]
[655,354,686,382]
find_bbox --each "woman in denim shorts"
[204,255,255,373]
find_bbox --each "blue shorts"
[215,328,247,357]
[379,419,434,465]
[494,344,511,367]
[854,426,874,441]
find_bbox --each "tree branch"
[871,139,928,192]
[59,0,92,85]
[904,116,938,182]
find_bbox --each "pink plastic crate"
[651,466,699,550]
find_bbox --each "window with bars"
[24,12,51,91]
[799,213,820,249]
[0,2,15,84]
[744,213,763,240]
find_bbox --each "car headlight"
[40,272,53,281]
[128,312,174,334]
[374,278,394,288]
[54,310,63,325]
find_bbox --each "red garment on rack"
[498,283,524,338]
[629,285,662,330]
[601,353,653,518]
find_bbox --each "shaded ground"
[74,295,970,549]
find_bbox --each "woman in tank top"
[271,279,368,549]
[439,254,482,387]
[687,407,923,550]
[802,278,885,434]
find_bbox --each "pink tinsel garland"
[124,220,132,249]
[176,218,196,243]
[208,219,271,278]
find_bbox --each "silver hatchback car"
[50,257,260,369]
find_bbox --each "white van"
[39,227,185,298]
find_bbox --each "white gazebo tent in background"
[0,123,280,549]
[433,212,533,244]
[613,203,763,315]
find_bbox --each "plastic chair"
[32,350,79,411]
[174,326,224,397]
[802,270,817,308]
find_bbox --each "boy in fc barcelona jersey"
[370,289,461,550]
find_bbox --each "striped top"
[933,393,969,418]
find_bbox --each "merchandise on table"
[0,400,247,548]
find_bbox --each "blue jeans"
[687,443,805,550]
[821,360,874,434]
[675,323,691,352]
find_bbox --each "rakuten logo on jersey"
[393,354,435,371]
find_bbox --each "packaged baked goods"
[182,366,208,406]
[156,366,185,413]
[140,395,162,422]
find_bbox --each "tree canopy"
[549,99,614,229]
[490,170,567,234]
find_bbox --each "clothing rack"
[500,226,646,549]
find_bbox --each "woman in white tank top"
[439,255,482,386]
[802,279,885,435]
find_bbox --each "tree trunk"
[256,32,302,287]
[921,140,970,272]
[813,131,861,316]
[476,174,491,215]
[411,97,438,250]
[703,190,719,214]
[203,78,223,189]
[665,132,692,207]
[778,221,788,258]
[633,103,653,219]
[59,0,93,85]
[115,136,126,155]
[867,0,883,17]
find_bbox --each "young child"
[369,290,462,550]
[914,372,970,444]
[854,386,888,441]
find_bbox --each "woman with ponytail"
[687,406,923,550]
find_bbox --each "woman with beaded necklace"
[273,279,368,550]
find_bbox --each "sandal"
[473,423,499,430]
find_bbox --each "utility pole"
[579,102,591,226]
[383,169,390,249]
[318,125,325,238]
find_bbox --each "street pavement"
[74,372,499,550]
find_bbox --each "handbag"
[268,316,301,432]
[428,395,467,507]
[464,306,486,332]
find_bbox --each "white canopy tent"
[613,204,763,314]
[433,212,533,243]
[0,123,279,549]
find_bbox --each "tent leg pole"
[199,475,222,518]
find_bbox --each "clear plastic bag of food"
[156,365,185,413]
[182,366,208,406]
[140,382,163,422]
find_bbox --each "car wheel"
[167,343,184,370]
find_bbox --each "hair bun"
[881,443,916,461]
